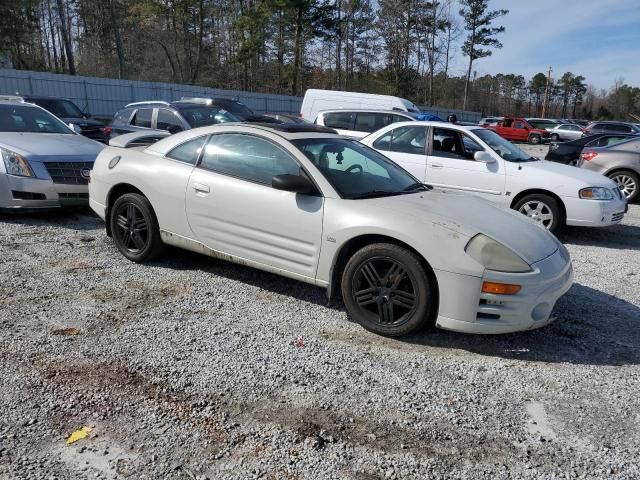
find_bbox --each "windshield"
[0,104,73,133]
[473,128,535,162]
[214,100,255,119]
[292,138,423,199]
[31,98,85,118]
[177,106,240,127]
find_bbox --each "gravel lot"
[1,196,639,478]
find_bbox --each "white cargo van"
[300,89,421,122]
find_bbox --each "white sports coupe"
[89,123,573,336]
[360,121,627,233]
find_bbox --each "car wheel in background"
[110,193,165,262]
[550,133,560,142]
[608,170,639,202]
[514,193,563,233]
[341,243,435,337]
[528,134,542,145]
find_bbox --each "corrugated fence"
[0,68,481,122]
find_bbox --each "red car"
[486,117,550,145]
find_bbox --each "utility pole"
[541,66,552,118]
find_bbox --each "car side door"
[513,120,529,142]
[426,126,506,204]
[370,125,428,181]
[185,133,324,281]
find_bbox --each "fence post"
[130,84,135,102]
[82,80,89,111]
[264,96,268,113]
[27,74,34,94]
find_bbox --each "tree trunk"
[55,0,75,74]
[109,0,126,79]
[463,57,473,110]
[291,7,304,96]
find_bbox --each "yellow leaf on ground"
[66,426,92,444]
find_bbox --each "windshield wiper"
[403,182,433,192]
[347,190,404,199]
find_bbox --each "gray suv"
[583,121,640,136]
[108,99,241,138]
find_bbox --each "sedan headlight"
[1,148,32,177]
[579,187,613,200]
[465,234,532,273]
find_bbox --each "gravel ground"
[1,200,639,480]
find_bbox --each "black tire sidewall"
[341,243,434,337]
[529,134,541,145]
[110,193,162,262]
[550,134,560,141]
[514,193,563,233]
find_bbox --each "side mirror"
[474,151,496,164]
[68,123,82,134]
[272,174,318,195]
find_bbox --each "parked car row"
[0,89,633,339]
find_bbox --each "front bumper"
[434,247,573,334]
[0,174,89,210]
[563,194,627,227]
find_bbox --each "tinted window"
[113,108,134,125]
[292,138,418,198]
[30,99,85,118]
[200,134,299,184]
[503,119,513,128]
[514,121,526,129]
[167,136,206,165]
[157,109,184,133]
[0,105,72,133]
[133,108,153,128]
[373,126,425,154]
[323,112,353,129]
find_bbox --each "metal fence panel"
[0,68,481,122]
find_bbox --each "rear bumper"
[435,248,573,334]
[563,195,627,226]
[0,174,89,209]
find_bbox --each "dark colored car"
[545,134,640,165]
[108,100,241,138]
[263,113,310,124]
[204,98,279,123]
[17,95,108,143]
[583,121,640,136]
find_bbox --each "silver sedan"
[548,123,585,142]
[0,100,105,210]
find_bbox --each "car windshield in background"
[0,105,72,134]
[214,100,255,118]
[32,99,85,118]
[473,128,535,162]
[292,138,423,199]
[177,106,240,128]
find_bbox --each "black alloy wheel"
[110,193,164,262]
[342,243,434,336]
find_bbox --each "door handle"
[193,183,210,194]
[431,163,443,169]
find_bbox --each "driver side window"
[431,128,483,161]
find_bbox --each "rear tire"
[607,170,639,202]
[550,133,560,142]
[514,193,564,234]
[110,193,164,262]
[528,134,542,145]
[341,243,436,337]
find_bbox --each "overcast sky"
[450,0,640,90]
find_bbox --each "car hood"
[367,191,559,265]
[0,132,105,159]
[507,159,616,189]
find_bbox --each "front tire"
[608,170,639,202]
[550,133,560,142]
[514,193,564,233]
[110,193,164,262]
[341,243,435,337]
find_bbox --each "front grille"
[44,162,93,185]
[12,190,46,200]
[59,192,89,200]
[612,212,624,223]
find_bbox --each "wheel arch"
[510,188,567,223]
[327,234,439,313]
[602,166,639,178]
[104,183,149,237]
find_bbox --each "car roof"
[0,99,40,107]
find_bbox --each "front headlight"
[1,148,32,177]
[465,234,532,273]
[579,187,613,200]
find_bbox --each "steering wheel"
[346,164,363,173]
